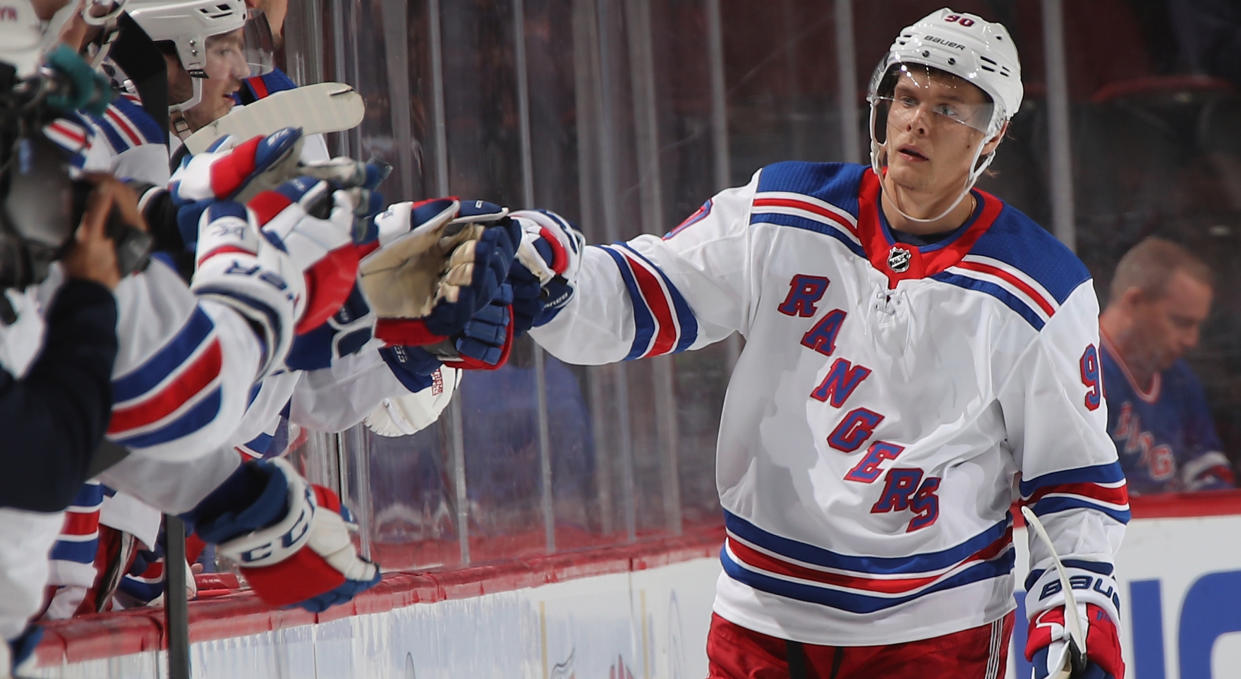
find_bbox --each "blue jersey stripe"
[932,271,1046,330]
[615,243,699,353]
[111,99,165,144]
[755,161,866,213]
[750,212,866,259]
[1029,496,1131,524]
[601,246,657,361]
[90,111,129,155]
[724,510,1010,574]
[112,308,215,402]
[50,538,98,564]
[242,432,274,455]
[112,388,223,448]
[722,544,1015,614]
[1019,461,1127,497]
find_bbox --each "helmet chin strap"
[873,133,997,225]
[168,78,206,138]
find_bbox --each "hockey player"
[17,0,392,625]
[1100,236,1235,494]
[33,0,522,617]
[515,8,1127,679]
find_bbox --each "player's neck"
[880,179,976,236]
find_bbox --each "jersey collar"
[857,169,1003,288]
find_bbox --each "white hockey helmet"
[125,0,272,110]
[0,0,46,79]
[868,8,1022,137]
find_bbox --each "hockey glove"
[190,458,380,612]
[359,198,520,346]
[1024,567,1125,679]
[509,209,585,327]
[284,283,375,371]
[363,365,462,437]
[248,177,361,334]
[191,201,298,376]
[169,129,305,256]
[169,127,305,206]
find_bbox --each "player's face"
[182,29,250,132]
[1134,270,1212,371]
[881,67,994,196]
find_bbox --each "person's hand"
[509,209,584,328]
[1024,561,1125,679]
[248,177,361,333]
[359,198,518,345]
[191,458,381,612]
[62,173,147,289]
[1026,603,1123,678]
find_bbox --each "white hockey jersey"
[531,162,1129,645]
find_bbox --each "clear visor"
[868,63,996,146]
[197,11,275,81]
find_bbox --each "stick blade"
[185,82,367,154]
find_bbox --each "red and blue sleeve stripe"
[1019,462,1131,524]
[601,243,698,360]
[108,308,226,448]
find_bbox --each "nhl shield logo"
[887,246,913,273]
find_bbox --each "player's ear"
[981,121,1009,156]
[1119,285,1149,309]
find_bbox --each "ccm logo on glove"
[238,488,313,563]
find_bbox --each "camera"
[0,70,152,290]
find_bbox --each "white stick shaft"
[1021,505,1087,671]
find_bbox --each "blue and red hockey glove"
[188,458,380,612]
[509,208,585,329]
[1024,564,1125,679]
[359,198,521,369]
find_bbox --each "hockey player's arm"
[1001,282,1128,679]
[1180,375,1235,491]
[527,177,759,365]
[0,280,118,512]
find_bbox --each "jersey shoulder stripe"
[85,99,162,155]
[963,205,1090,304]
[932,269,1054,330]
[930,203,1089,330]
[756,161,868,212]
[108,98,164,144]
[751,162,867,257]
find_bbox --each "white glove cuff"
[1025,565,1122,628]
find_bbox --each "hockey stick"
[183,82,366,154]
[1021,505,1088,679]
